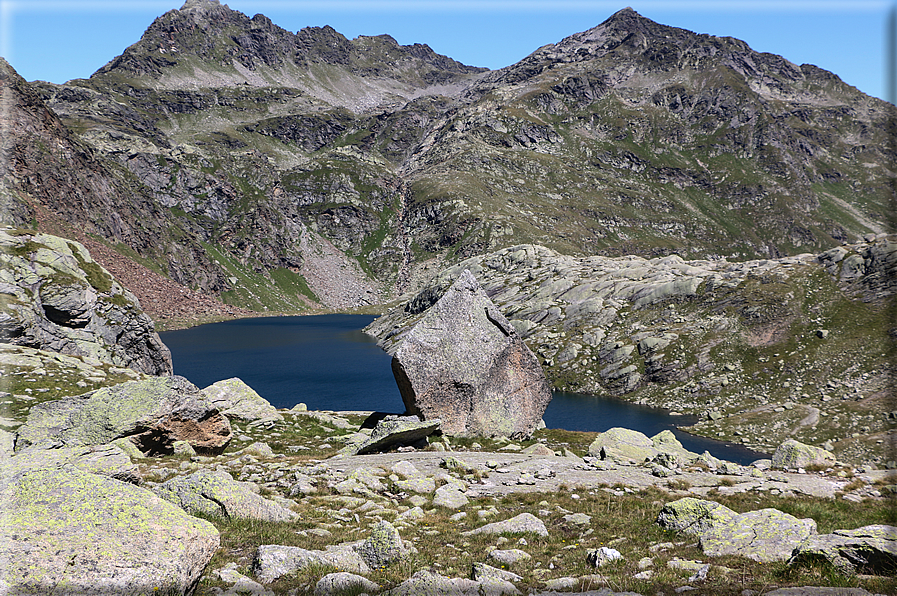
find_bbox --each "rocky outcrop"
[0,230,172,375]
[0,465,219,595]
[588,428,697,465]
[368,238,896,464]
[15,375,232,454]
[391,270,552,438]
[788,525,897,576]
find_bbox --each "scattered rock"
[587,546,624,566]
[391,270,552,438]
[252,544,370,583]
[354,520,410,568]
[488,549,532,565]
[314,572,379,596]
[463,512,549,537]
[434,484,469,509]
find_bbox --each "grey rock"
[391,270,552,438]
[8,443,141,483]
[587,546,624,566]
[352,415,440,455]
[433,484,469,509]
[463,512,549,537]
[154,468,298,522]
[314,572,379,596]
[0,230,172,375]
[252,544,370,583]
[386,570,485,596]
[656,497,738,536]
[488,549,532,565]
[1,466,218,594]
[472,562,523,583]
[772,439,837,469]
[15,375,232,455]
[354,520,409,568]
[202,378,283,426]
[788,524,897,575]
[700,509,817,562]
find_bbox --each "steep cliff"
[0,229,172,374]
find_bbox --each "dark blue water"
[161,315,767,464]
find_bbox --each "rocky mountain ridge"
[0,1,891,321]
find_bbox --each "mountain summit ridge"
[4,6,893,318]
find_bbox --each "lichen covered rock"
[201,377,283,426]
[0,466,219,595]
[391,270,552,438]
[772,439,837,469]
[0,230,172,375]
[699,508,817,562]
[656,497,738,536]
[789,524,897,575]
[354,520,410,568]
[15,375,232,455]
[154,468,298,522]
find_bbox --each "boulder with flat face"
[15,375,232,455]
[0,466,219,595]
[788,525,897,575]
[391,270,552,438]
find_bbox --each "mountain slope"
[12,2,896,317]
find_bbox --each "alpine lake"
[161,314,767,464]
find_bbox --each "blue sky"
[2,1,894,102]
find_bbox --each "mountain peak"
[180,0,220,10]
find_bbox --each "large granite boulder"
[772,439,837,469]
[0,230,172,375]
[15,375,232,455]
[201,377,283,427]
[788,525,897,575]
[153,468,298,522]
[0,466,219,595]
[390,270,551,438]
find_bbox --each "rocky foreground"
[2,353,896,594]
